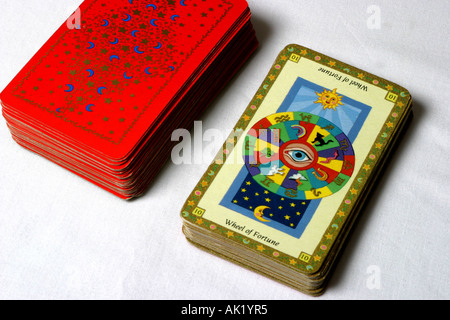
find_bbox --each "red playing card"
[1,0,258,199]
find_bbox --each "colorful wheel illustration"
[243,112,355,200]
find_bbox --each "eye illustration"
[280,142,316,170]
[285,149,312,162]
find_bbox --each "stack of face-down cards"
[181,44,412,295]
[1,0,258,199]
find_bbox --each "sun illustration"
[314,88,344,110]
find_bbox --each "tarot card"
[1,0,258,198]
[181,44,412,294]
[1,0,252,161]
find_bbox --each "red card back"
[1,0,250,161]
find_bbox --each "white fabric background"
[0,0,449,300]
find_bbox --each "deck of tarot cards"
[0,0,258,199]
[181,44,413,296]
